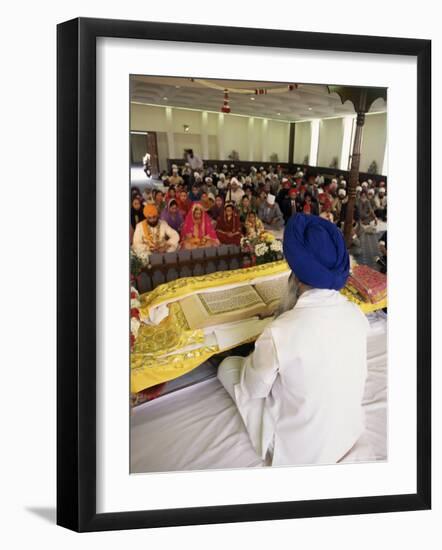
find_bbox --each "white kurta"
[227,188,245,204]
[132,220,179,263]
[217,288,369,466]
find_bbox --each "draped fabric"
[181,203,219,245]
[160,200,184,232]
[216,207,242,245]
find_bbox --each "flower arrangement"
[130,249,145,279]
[241,232,283,265]
[253,233,283,265]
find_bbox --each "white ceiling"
[131,76,387,122]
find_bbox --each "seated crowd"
[130,162,387,264]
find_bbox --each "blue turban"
[283,214,349,290]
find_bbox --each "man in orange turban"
[143,203,158,218]
[132,200,179,263]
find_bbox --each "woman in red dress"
[216,202,242,246]
[180,203,220,249]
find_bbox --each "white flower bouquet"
[253,236,284,265]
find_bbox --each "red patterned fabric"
[347,265,387,303]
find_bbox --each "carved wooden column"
[327,86,387,247]
[344,111,365,246]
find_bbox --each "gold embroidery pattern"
[131,261,387,393]
[340,286,387,313]
[131,345,220,393]
[132,302,204,358]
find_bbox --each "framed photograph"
[57,17,431,532]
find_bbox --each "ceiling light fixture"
[163,96,168,100]
[250,97,255,101]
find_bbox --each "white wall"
[360,112,387,173]
[294,113,387,175]
[268,119,290,162]
[131,103,387,172]
[317,117,344,167]
[173,132,202,159]
[223,114,249,160]
[131,103,290,163]
[131,103,166,131]
[294,121,311,164]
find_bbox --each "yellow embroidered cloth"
[131,261,387,393]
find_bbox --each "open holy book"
[179,275,289,330]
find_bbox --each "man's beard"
[274,273,300,317]
[147,219,159,227]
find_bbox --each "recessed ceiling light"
[277,112,281,115]
[250,97,255,101]
[175,85,181,88]
[163,96,168,100]
[308,107,312,111]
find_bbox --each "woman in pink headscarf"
[180,203,220,249]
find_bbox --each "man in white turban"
[218,214,370,466]
[226,177,245,204]
[257,194,284,231]
[374,187,387,221]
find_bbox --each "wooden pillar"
[344,112,365,246]
[327,84,386,248]
[288,122,295,165]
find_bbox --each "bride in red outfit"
[180,203,220,249]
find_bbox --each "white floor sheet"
[131,312,387,473]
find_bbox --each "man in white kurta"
[218,213,369,466]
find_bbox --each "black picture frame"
[57,17,431,532]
